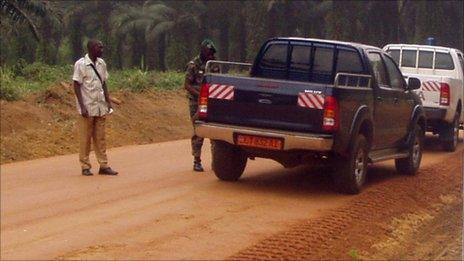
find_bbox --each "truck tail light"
[322,95,339,132]
[198,83,210,119]
[440,83,450,106]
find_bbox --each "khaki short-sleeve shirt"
[72,54,109,117]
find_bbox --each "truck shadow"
[219,163,405,197]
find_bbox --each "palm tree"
[113,0,205,71]
[0,0,47,41]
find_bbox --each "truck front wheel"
[332,135,368,194]
[395,123,423,175]
[211,140,247,181]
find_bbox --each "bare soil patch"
[232,152,463,260]
[0,84,191,163]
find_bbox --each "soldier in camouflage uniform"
[184,39,217,172]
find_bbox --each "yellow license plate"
[236,134,283,150]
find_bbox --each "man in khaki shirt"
[72,39,118,176]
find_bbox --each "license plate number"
[236,134,283,150]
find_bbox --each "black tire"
[441,114,459,152]
[395,124,423,175]
[332,135,369,194]
[211,140,247,181]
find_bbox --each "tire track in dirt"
[231,152,462,260]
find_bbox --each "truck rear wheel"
[211,140,247,181]
[395,124,423,175]
[332,135,368,194]
[441,114,459,152]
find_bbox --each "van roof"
[384,43,462,54]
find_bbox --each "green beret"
[201,39,216,52]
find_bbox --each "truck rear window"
[254,42,365,84]
[337,48,364,73]
[435,52,454,70]
[260,44,288,70]
[401,50,417,67]
[418,51,433,68]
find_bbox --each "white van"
[383,44,464,151]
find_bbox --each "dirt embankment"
[0,84,192,164]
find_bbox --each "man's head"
[87,39,104,58]
[200,39,216,62]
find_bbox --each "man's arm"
[184,80,199,97]
[102,81,112,110]
[184,63,199,96]
[73,80,88,117]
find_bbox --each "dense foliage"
[1,0,462,71]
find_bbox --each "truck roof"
[273,37,382,52]
[384,43,463,54]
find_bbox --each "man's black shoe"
[98,167,118,175]
[193,162,204,172]
[82,169,93,176]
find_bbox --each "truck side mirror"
[408,77,421,90]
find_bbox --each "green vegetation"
[348,249,360,260]
[0,63,184,101]
[1,1,462,70]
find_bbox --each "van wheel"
[441,114,459,152]
[395,124,423,175]
[332,135,368,194]
[211,140,247,181]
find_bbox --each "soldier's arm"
[184,63,200,96]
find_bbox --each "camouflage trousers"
[189,98,204,159]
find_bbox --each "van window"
[337,48,363,73]
[387,50,400,65]
[401,50,417,67]
[435,52,454,70]
[418,51,433,69]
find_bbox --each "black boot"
[193,157,204,172]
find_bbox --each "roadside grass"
[0,62,184,101]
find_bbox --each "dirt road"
[1,136,462,260]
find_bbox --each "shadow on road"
[212,163,402,197]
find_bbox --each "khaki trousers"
[78,116,108,170]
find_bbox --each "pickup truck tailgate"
[407,74,443,107]
[204,74,328,133]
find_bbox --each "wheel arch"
[348,105,374,150]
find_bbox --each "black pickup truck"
[194,37,425,194]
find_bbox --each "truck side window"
[401,50,417,67]
[435,52,455,70]
[383,55,406,90]
[387,50,400,65]
[368,52,389,87]
[418,51,433,69]
[312,46,334,84]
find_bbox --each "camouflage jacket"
[185,56,205,100]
